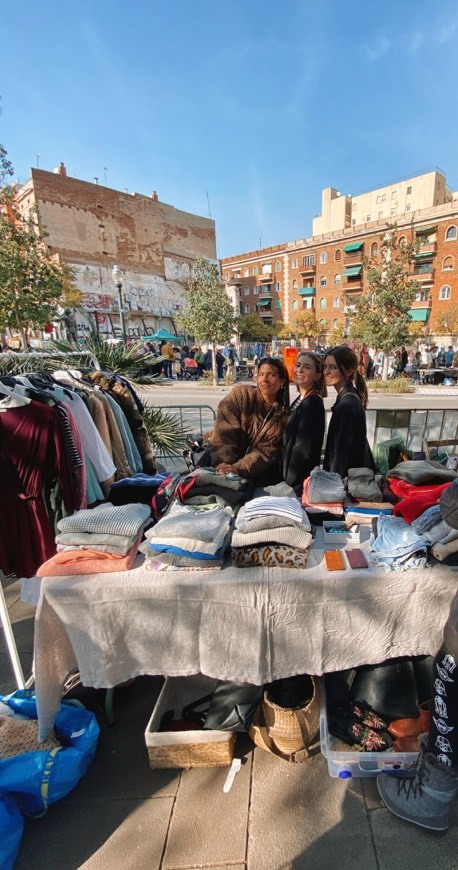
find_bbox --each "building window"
[333,296,341,307]
[253,286,258,295]
[276,299,281,310]
[407,186,412,195]
[376,195,382,204]
[292,257,298,269]
[319,252,328,264]
[302,254,316,267]
[253,266,259,276]
[406,204,411,212]
[319,298,327,309]
[245,303,250,313]
[366,215,371,222]
[415,288,431,302]
[275,261,281,272]
[398,236,407,246]
[244,286,250,296]
[244,268,249,277]
[292,300,298,310]
[371,242,379,256]
[320,275,327,286]
[382,194,386,202]
[390,207,397,216]
[378,211,383,219]
[352,218,356,226]
[446,226,457,241]
[225,272,229,280]
[334,273,341,285]
[443,256,454,271]
[440,285,451,300]
[292,279,298,290]
[335,249,341,261]
[276,282,281,292]
[392,191,398,199]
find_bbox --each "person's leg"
[378,643,458,832]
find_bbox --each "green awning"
[344,266,362,277]
[299,286,316,296]
[414,251,434,258]
[343,242,364,252]
[416,226,437,234]
[408,308,430,322]
[256,299,271,307]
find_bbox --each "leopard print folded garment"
[231,544,309,569]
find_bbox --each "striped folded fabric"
[244,496,303,524]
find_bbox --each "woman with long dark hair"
[210,356,289,486]
[282,351,326,495]
[323,345,375,479]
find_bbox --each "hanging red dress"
[0,400,78,578]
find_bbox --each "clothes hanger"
[0,382,31,409]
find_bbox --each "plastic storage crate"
[319,679,419,779]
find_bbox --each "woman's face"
[257,362,285,403]
[293,354,321,395]
[323,355,348,392]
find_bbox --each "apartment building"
[16,167,217,341]
[222,169,458,343]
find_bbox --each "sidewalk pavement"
[2,576,458,869]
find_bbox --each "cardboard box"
[322,521,360,545]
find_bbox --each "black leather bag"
[349,657,419,721]
[203,680,264,732]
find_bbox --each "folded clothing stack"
[176,468,254,508]
[368,514,428,573]
[346,467,384,501]
[142,499,234,570]
[231,496,312,568]
[301,467,346,522]
[344,500,393,525]
[109,472,168,506]
[38,503,152,576]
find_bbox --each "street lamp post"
[111,264,126,344]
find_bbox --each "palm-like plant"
[43,337,167,384]
[142,404,191,460]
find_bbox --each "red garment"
[388,478,451,500]
[0,400,79,578]
[392,481,451,523]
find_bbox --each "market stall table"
[33,530,458,740]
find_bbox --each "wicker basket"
[145,675,235,769]
[249,676,320,762]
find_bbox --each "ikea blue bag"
[0,796,24,870]
[0,689,99,818]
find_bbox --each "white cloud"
[437,21,457,43]
[407,31,425,56]
[364,36,391,62]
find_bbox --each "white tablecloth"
[34,534,458,739]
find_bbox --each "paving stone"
[16,797,174,870]
[162,742,252,868]
[248,748,377,870]
[361,776,384,810]
[371,800,458,870]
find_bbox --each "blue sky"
[1,1,458,258]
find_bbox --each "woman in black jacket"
[282,351,326,496]
[323,345,375,479]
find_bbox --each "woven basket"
[0,716,60,759]
[145,675,235,769]
[250,677,320,763]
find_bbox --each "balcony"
[417,241,437,255]
[411,264,435,282]
[258,311,273,321]
[258,273,273,283]
[299,286,316,296]
[300,261,316,275]
[343,242,364,263]
[344,280,363,293]
[228,276,242,287]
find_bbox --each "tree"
[287,311,326,345]
[0,145,71,347]
[348,225,420,379]
[236,313,276,342]
[436,303,458,344]
[176,257,236,385]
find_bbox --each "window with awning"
[344,265,362,277]
[256,299,271,307]
[416,226,437,235]
[408,308,430,322]
[414,251,434,258]
[343,242,364,253]
[299,286,316,296]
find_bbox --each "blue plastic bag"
[0,689,99,867]
[0,796,24,870]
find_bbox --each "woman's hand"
[215,462,236,475]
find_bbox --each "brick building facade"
[17,168,217,341]
[222,170,458,346]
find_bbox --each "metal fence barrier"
[155,404,216,470]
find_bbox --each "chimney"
[58,162,67,177]
[150,191,158,201]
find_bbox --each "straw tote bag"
[249,676,320,763]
